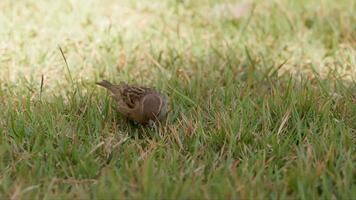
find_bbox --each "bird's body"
[96,80,168,124]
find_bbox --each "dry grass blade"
[58,45,74,85]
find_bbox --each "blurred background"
[0,0,354,92]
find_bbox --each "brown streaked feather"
[96,80,167,124]
[121,85,151,108]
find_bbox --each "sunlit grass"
[0,0,355,199]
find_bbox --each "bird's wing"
[121,85,152,108]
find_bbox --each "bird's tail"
[96,80,113,90]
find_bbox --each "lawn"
[0,0,355,199]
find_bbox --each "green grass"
[0,0,355,199]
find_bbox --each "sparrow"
[96,80,168,125]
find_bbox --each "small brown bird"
[96,80,168,125]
